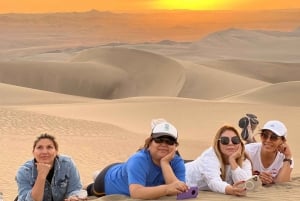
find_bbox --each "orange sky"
[0,0,300,13]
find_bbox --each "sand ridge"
[1,10,300,201]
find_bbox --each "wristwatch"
[283,158,292,165]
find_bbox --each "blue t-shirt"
[104,149,186,196]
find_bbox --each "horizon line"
[1,7,300,15]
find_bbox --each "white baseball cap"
[151,122,178,140]
[262,120,287,137]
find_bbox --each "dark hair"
[137,136,179,151]
[33,133,58,151]
[137,137,152,151]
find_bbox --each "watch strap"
[283,158,292,165]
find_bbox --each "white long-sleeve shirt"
[185,147,252,194]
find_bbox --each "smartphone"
[176,186,199,200]
[238,175,262,191]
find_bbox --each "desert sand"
[0,10,300,201]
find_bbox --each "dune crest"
[1,10,300,201]
[221,81,300,106]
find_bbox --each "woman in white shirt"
[245,120,293,185]
[185,125,252,196]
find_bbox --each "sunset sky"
[0,0,300,13]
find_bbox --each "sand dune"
[3,97,300,200]
[191,28,300,61]
[1,10,300,201]
[1,9,300,51]
[198,59,300,83]
[0,60,129,98]
[121,28,300,62]
[222,81,300,106]
[176,61,268,100]
[71,47,186,97]
[0,46,268,100]
[0,47,186,99]
[0,82,98,105]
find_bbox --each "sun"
[154,0,225,10]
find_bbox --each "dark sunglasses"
[153,137,176,145]
[261,132,280,141]
[219,136,241,145]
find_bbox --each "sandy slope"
[1,97,300,200]
[1,10,300,201]
[221,81,300,106]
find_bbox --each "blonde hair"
[213,125,250,180]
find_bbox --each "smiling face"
[260,130,284,153]
[33,138,58,165]
[148,136,177,165]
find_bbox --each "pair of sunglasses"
[219,136,241,145]
[153,137,176,145]
[260,132,280,141]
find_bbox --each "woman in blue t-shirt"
[86,119,188,199]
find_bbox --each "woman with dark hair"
[245,120,293,185]
[86,119,188,199]
[185,125,252,196]
[15,133,84,201]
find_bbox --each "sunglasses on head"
[219,136,241,145]
[153,137,176,145]
[260,132,280,141]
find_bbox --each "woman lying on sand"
[86,119,188,199]
[185,125,252,196]
[15,133,84,201]
[245,120,293,185]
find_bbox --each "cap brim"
[151,133,177,140]
[261,128,284,137]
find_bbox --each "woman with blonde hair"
[185,125,252,196]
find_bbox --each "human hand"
[229,182,247,196]
[229,145,242,162]
[166,181,189,195]
[278,143,292,158]
[259,172,274,184]
[64,196,87,201]
[36,163,51,179]
[161,146,176,163]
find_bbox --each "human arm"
[129,181,187,199]
[229,147,253,183]
[16,162,51,201]
[225,183,247,196]
[201,149,231,194]
[274,143,293,183]
[160,147,182,184]
[203,148,247,196]
[31,163,52,201]
[64,196,87,201]
[226,159,252,196]
[63,158,83,199]
[128,150,188,199]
